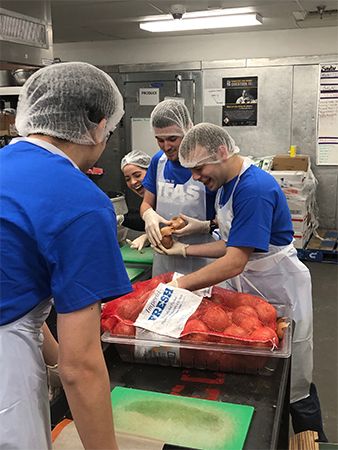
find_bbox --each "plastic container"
[102,303,292,376]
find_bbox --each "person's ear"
[91,118,107,144]
[217,145,229,161]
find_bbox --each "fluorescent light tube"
[140,13,263,32]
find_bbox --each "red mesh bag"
[101,272,173,336]
[101,274,280,348]
[101,274,290,373]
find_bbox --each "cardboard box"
[287,195,314,217]
[291,214,312,234]
[293,234,311,249]
[272,155,309,172]
[0,113,17,137]
[271,171,307,189]
[293,226,312,249]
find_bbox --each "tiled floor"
[307,261,338,443]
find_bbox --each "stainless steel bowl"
[12,69,36,86]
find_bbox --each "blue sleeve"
[48,208,132,313]
[227,187,274,252]
[142,151,162,195]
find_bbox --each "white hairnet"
[121,150,151,171]
[179,123,240,168]
[150,99,193,136]
[15,62,124,145]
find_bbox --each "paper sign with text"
[134,283,202,338]
[139,88,159,106]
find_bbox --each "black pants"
[290,383,328,442]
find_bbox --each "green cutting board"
[126,267,145,282]
[120,244,153,265]
[111,387,254,450]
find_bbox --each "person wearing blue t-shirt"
[156,123,327,442]
[140,100,217,276]
[0,62,131,450]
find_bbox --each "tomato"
[201,306,231,332]
[181,319,210,342]
[249,326,279,347]
[239,316,261,333]
[221,324,249,345]
[211,288,240,309]
[182,318,209,333]
[113,322,135,337]
[232,305,260,329]
[116,299,144,321]
[101,316,117,333]
[254,302,277,325]
[238,293,261,307]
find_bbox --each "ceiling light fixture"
[139,9,263,33]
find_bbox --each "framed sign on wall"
[222,76,258,127]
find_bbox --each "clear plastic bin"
[101,303,292,375]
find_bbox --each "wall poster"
[317,63,338,165]
[222,76,258,126]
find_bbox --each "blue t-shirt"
[143,150,216,220]
[219,165,293,252]
[0,140,131,325]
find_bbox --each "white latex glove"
[116,214,125,226]
[152,240,189,257]
[142,208,170,246]
[166,279,179,288]
[126,234,149,252]
[173,214,210,237]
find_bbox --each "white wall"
[54,27,338,65]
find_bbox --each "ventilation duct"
[0,2,53,68]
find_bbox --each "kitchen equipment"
[105,191,128,244]
[107,191,128,216]
[0,6,53,67]
[120,244,153,265]
[12,69,36,86]
[111,387,254,450]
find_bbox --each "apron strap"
[236,274,268,299]
[245,243,295,271]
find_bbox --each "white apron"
[1,138,75,448]
[0,299,53,450]
[154,154,214,276]
[216,157,313,403]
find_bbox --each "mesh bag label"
[134,283,202,338]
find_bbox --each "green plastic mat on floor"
[120,244,153,265]
[111,387,254,450]
[125,267,145,282]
